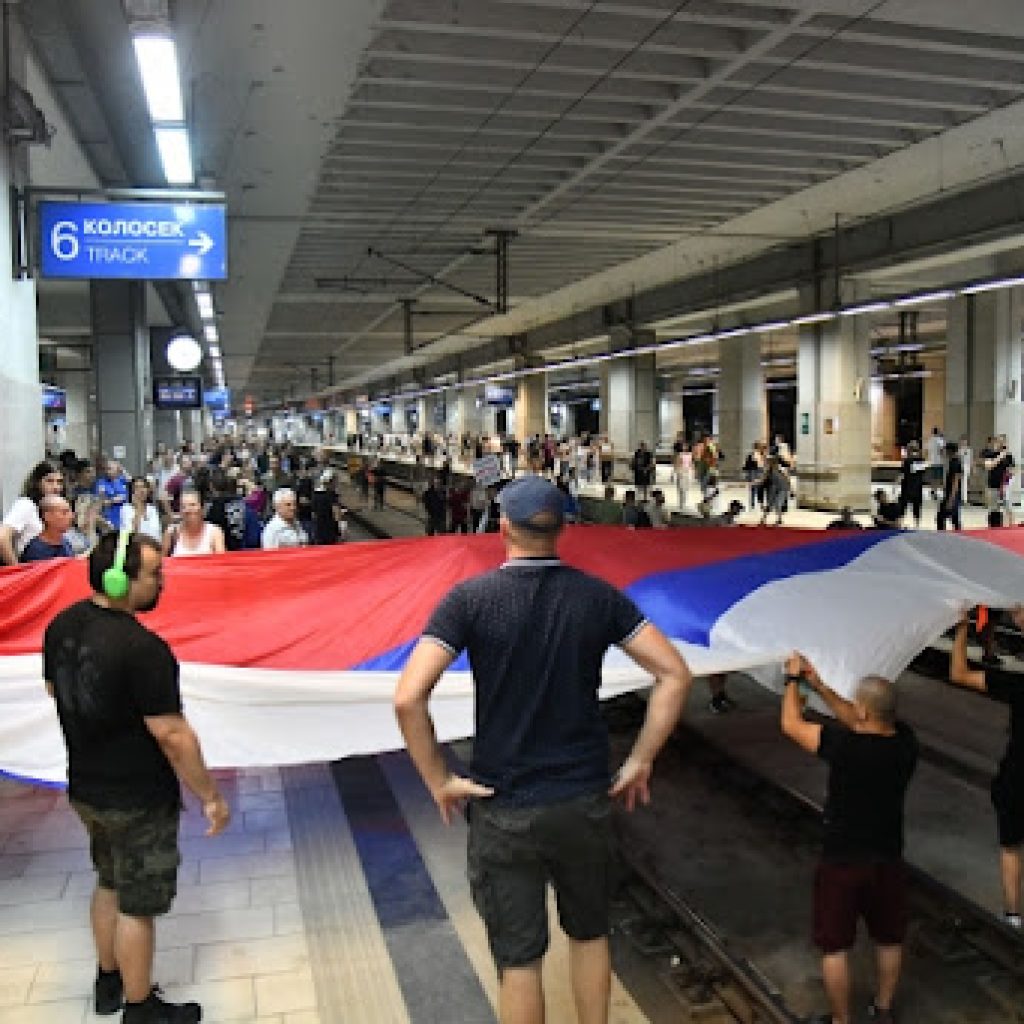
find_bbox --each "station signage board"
[39,201,227,280]
[154,376,203,410]
[204,387,231,413]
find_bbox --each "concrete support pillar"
[152,412,181,452]
[181,410,204,447]
[717,335,764,475]
[344,408,359,439]
[48,369,94,461]
[946,291,1024,475]
[605,354,657,471]
[447,388,483,439]
[659,391,684,444]
[0,167,43,510]
[91,282,153,476]
[516,373,547,441]
[480,404,498,437]
[797,312,873,510]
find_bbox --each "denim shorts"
[467,791,613,969]
[72,800,181,917]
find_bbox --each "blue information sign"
[39,201,227,280]
[204,387,231,413]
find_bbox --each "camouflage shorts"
[71,800,181,917]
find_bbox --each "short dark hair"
[88,532,160,594]
[856,675,897,725]
[22,461,61,504]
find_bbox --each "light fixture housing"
[155,126,193,184]
[166,332,202,372]
[132,33,185,123]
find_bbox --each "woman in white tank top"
[164,489,225,557]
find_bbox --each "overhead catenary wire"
[524,0,893,237]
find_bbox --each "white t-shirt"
[123,503,163,542]
[926,434,945,466]
[3,497,43,557]
[262,516,309,550]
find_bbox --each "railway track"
[605,695,1024,1023]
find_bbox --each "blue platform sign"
[204,387,231,413]
[39,201,227,280]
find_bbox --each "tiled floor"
[0,756,654,1024]
[0,768,317,1024]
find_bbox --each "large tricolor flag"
[2,527,1023,785]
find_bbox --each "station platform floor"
[327,445,1006,532]
[0,755,657,1024]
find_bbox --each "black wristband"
[785,673,804,684]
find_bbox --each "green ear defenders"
[102,528,132,600]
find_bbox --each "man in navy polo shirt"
[395,475,692,1024]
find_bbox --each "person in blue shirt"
[96,460,129,530]
[21,495,74,562]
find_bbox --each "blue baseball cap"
[499,476,564,531]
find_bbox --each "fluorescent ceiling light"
[155,126,193,185]
[758,319,792,333]
[715,327,753,340]
[204,324,218,343]
[208,345,221,359]
[792,312,837,326]
[871,343,924,356]
[960,275,1024,295]
[196,293,214,319]
[132,34,185,123]
[892,290,954,308]
[840,301,891,317]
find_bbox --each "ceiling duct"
[123,0,169,26]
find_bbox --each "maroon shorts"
[813,859,907,954]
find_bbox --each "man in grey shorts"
[44,532,230,1023]
[395,475,692,1024]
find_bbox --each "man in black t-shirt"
[43,533,230,1024]
[949,608,1024,930]
[205,471,247,551]
[782,654,917,1024]
[395,475,692,1024]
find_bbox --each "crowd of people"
[6,424,1019,567]
[0,441,353,567]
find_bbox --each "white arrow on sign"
[188,231,215,257]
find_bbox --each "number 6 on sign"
[51,221,79,261]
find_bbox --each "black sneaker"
[122,987,202,1023]
[868,1002,896,1023]
[982,653,1004,667]
[95,968,123,1015]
